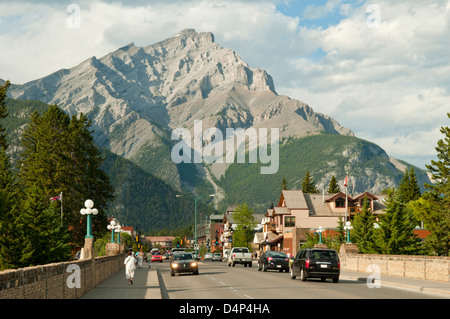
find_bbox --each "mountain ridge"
[4,29,429,210]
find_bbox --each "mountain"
[5,28,431,216]
[219,133,431,212]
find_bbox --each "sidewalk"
[81,266,161,299]
[340,270,450,298]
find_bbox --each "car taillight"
[267,257,273,261]
[233,254,235,258]
[337,261,340,269]
[305,259,310,268]
[284,258,289,261]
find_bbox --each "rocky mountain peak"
[7,29,353,164]
[174,28,215,43]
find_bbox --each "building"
[222,207,264,251]
[121,226,134,237]
[144,236,176,250]
[255,189,388,257]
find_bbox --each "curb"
[340,275,450,298]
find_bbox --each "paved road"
[156,260,447,299]
[81,259,450,300]
[81,259,448,316]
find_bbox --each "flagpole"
[345,175,348,222]
[60,192,63,226]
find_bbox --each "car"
[170,252,199,276]
[290,248,340,283]
[204,252,213,261]
[258,251,289,272]
[151,251,163,262]
[227,247,253,267]
[212,253,222,262]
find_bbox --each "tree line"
[0,81,115,270]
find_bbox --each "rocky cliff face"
[8,29,356,192]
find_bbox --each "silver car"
[204,253,213,261]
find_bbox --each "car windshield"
[173,253,192,260]
[214,254,221,256]
[309,250,337,261]
[233,248,249,253]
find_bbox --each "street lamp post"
[107,219,117,243]
[344,221,353,243]
[177,193,215,257]
[80,199,98,239]
[116,224,122,244]
[316,226,324,244]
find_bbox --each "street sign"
[194,244,199,250]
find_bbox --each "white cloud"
[0,0,449,170]
[302,0,343,20]
[277,0,450,169]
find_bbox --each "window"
[284,216,295,227]
[299,250,306,259]
[335,197,345,208]
[268,251,287,258]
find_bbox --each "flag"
[50,194,61,201]
[344,176,348,187]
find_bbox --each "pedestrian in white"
[124,251,137,285]
[137,249,144,269]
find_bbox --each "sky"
[0,0,449,170]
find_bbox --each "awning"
[254,232,283,244]
[266,232,283,244]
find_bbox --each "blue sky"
[0,0,449,170]
[277,0,356,25]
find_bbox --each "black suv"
[257,251,289,272]
[290,248,340,283]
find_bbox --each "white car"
[204,253,213,261]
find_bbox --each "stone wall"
[340,253,450,282]
[0,254,126,299]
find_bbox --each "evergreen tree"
[411,113,450,255]
[0,81,21,270]
[16,184,46,266]
[327,175,341,193]
[353,196,377,253]
[0,150,14,221]
[0,205,22,270]
[281,178,288,190]
[0,80,11,150]
[410,193,448,256]
[301,170,319,193]
[375,189,422,255]
[335,215,346,244]
[397,168,421,204]
[18,105,114,247]
[16,184,71,267]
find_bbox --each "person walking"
[137,249,144,269]
[124,251,137,285]
[146,251,152,268]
